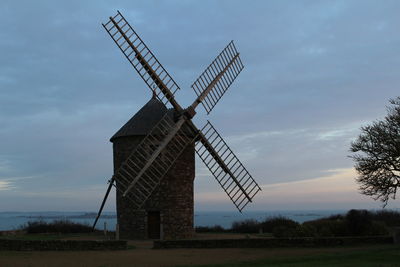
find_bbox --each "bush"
[195,225,225,233]
[231,219,260,233]
[326,214,345,221]
[303,209,394,237]
[197,209,398,237]
[346,209,372,236]
[23,220,93,234]
[365,221,390,236]
[261,216,299,233]
[273,226,296,238]
[303,218,348,237]
[372,210,400,227]
[273,223,341,238]
[294,224,318,237]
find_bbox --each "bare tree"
[350,97,400,206]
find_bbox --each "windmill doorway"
[147,211,160,239]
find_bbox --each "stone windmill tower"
[93,11,261,240]
[110,99,196,239]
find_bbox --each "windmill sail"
[196,121,261,211]
[103,11,181,109]
[113,113,198,209]
[94,11,261,230]
[191,41,244,114]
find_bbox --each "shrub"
[372,210,400,227]
[346,209,372,236]
[273,224,337,238]
[23,220,93,234]
[303,209,394,237]
[326,214,345,220]
[303,218,348,237]
[272,226,298,238]
[197,209,397,237]
[231,219,260,233]
[195,225,225,233]
[294,224,318,237]
[261,216,299,233]
[365,221,390,236]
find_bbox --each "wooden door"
[147,211,160,239]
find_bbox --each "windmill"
[93,11,261,239]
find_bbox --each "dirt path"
[0,245,376,267]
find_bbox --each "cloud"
[196,168,359,204]
[195,168,400,210]
[1,0,400,211]
[18,184,110,199]
[0,180,13,191]
[0,183,116,211]
[0,176,40,191]
[260,168,357,194]
[316,128,358,141]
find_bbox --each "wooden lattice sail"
[93,11,261,229]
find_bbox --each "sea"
[0,210,348,231]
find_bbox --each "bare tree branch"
[350,97,400,207]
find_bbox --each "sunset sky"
[0,0,399,212]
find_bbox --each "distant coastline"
[0,210,351,231]
[18,213,116,219]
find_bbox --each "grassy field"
[1,232,398,266]
[175,245,400,267]
[0,243,398,267]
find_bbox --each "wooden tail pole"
[92,177,115,230]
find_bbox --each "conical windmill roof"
[110,97,171,142]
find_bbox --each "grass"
[175,245,400,267]
[0,242,397,267]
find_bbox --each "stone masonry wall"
[159,140,195,240]
[113,137,146,239]
[154,236,394,249]
[112,135,195,240]
[0,239,127,251]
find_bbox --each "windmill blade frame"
[103,11,182,110]
[113,112,198,210]
[196,121,261,211]
[121,116,187,196]
[191,41,244,114]
[94,11,262,233]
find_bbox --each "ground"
[1,244,399,267]
[0,233,399,267]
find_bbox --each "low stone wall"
[154,236,393,249]
[0,239,127,251]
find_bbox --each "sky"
[0,0,399,212]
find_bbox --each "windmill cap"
[110,98,171,142]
